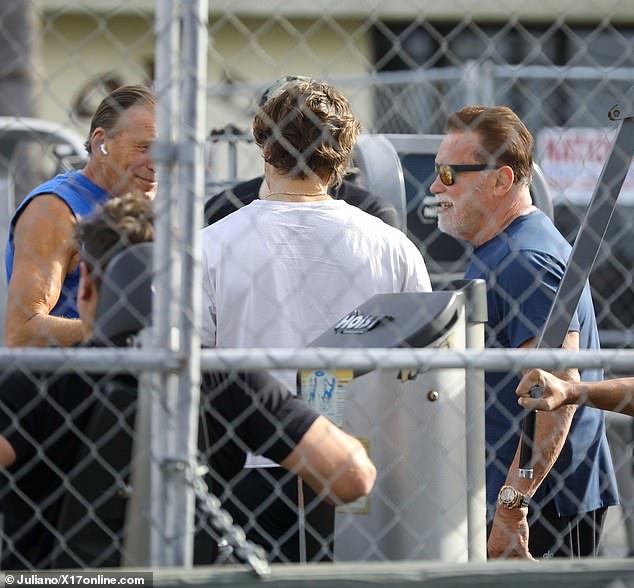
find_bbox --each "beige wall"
[206,18,374,128]
[38,13,374,144]
[39,15,154,137]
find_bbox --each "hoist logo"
[334,311,391,334]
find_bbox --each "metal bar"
[5,346,634,372]
[465,327,487,562]
[122,333,155,567]
[165,0,208,567]
[493,64,634,82]
[194,347,634,371]
[205,65,634,99]
[141,0,183,567]
[0,348,182,371]
[518,85,634,478]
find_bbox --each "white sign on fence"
[536,127,634,205]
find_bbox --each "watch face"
[499,486,517,505]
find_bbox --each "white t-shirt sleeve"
[200,233,217,347]
[401,238,432,293]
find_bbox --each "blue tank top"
[5,170,109,318]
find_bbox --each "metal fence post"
[123,0,187,567]
[169,0,208,567]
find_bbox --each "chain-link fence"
[1,1,634,585]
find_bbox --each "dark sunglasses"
[435,163,497,186]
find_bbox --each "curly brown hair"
[75,193,154,285]
[252,79,361,188]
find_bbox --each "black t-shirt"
[199,370,318,488]
[0,367,317,570]
[0,370,108,570]
[204,176,400,228]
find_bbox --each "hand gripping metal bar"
[518,86,634,479]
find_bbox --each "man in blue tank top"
[431,105,618,559]
[5,84,157,347]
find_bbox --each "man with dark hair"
[0,194,376,570]
[431,105,618,559]
[204,75,400,228]
[4,84,157,347]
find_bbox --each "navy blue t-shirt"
[465,209,618,519]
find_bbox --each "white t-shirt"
[200,198,432,465]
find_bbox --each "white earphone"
[99,143,108,156]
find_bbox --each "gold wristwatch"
[497,485,530,509]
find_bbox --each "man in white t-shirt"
[200,77,431,562]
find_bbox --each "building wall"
[38,13,373,140]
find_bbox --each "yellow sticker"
[299,369,353,427]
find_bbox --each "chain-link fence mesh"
[1,0,634,584]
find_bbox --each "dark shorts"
[222,467,334,563]
[487,499,607,559]
[528,500,607,558]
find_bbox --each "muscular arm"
[5,195,83,347]
[509,331,579,493]
[205,370,376,504]
[517,369,634,416]
[280,414,377,504]
[488,331,579,559]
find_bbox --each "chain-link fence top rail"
[1,0,634,575]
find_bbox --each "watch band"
[517,492,530,508]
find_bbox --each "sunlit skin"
[430,130,527,248]
[517,368,634,416]
[430,131,500,245]
[83,102,157,200]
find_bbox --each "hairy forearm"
[573,378,634,416]
[6,313,83,347]
[488,406,575,557]
[508,332,579,493]
[505,405,576,494]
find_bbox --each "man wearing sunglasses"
[431,106,617,560]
